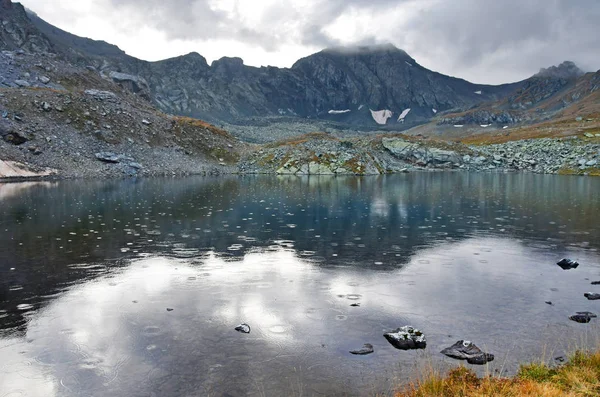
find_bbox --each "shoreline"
[2,166,600,184]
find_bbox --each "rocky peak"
[536,61,584,79]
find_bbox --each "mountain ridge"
[0,0,590,132]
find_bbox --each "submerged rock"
[557,258,579,270]
[235,323,251,334]
[441,340,495,365]
[383,326,426,350]
[584,293,600,301]
[350,343,374,355]
[570,312,597,323]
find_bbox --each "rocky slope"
[436,63,598,127]
[0,0,528,129]
[0,50,246,179]
[239,133,600,176]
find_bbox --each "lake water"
[1,173,600,396]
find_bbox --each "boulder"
[234,323,251,334]
[14,80,30,87]
[85,89,117,101]
[570,312,597,323]
[95,152,134,164]
[350,343,374,355]
[441,340,495,365]
[1,125,30,145]
[383,326,426,350]
[557,258,579,270]
[109,71,151,99]
[38,76,50,84]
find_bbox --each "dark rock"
[27,146,42,155]
[554,356,565,363]
[95,152,134,163]
[591,281,600,285]
[1,126,30,145]
[584,293,600,300]
[383,326,426,350]
[569,312,597,323]
[235,323,251,334]
[350,303,361,307]
[545,301,553,305]
[557,258,579,270]
[441,340,495,365]
[350,343,374,355]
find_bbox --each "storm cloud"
[19,0,600,84]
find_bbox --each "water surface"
[1,173,600,396]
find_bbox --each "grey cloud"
[102,0,599,83]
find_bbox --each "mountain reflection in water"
[0,173,599,396]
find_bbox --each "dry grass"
[399,350,600,397]
[173,116,231,137]
[265,132,339,148]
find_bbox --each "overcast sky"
[19,0,600,84]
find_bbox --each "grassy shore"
[398,350,600,396]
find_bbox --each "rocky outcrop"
[438,110,524,126]
[382,138,463,167]
[108,71,151,100]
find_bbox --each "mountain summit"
[536,61,584,79]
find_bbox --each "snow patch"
[328,109,351,115]
[432,108,437,114]
[358,104,364,110]
[370,109,393,125]
[503,126,509,129]
[474,91,482,95]
[398,108,411,122]
[454,125,464,128]
[480,124,491,128]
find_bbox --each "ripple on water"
[142,326,163,337]
[268,325,289,334]
[17,303,34,311]
[346,294,362,301]
[335,315,348,321]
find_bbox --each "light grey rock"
[383,326,426,350]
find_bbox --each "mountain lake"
[1,173,599,396]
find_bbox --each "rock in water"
[441,340,495,365]
[350,343,374,355]
[383,326,426,350]
[235,323,251,334]
[591,281,600,285]
[570,312,597,323]
[585,293,600,301]
[557,259,579,270]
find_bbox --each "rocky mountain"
[0,0,528,129]
[434,64,599,128]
